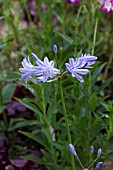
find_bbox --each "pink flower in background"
[67,0,81,5]
[98,0,113,13]
[49,125,56,141]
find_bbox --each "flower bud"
[95,162,103,169]
[53,45,57,54]
[68,144,77,156]
[90,146,94,153]
[97,148,102,157]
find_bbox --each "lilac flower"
[97,148,102,157]
[67,0,81,5]
[19,53,60,83]
[53,45,57,54]
[95,162,103,169]
[90,146,94,153]
[65,54,97,83]
[98,0,113,13]
[68,144,77,156]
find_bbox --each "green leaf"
[21,155,45,164]
[55,31,74,44]
[2,83,17,104]
[19,131,49,149]
[52,11,63,23]
[88,93,97,112]
[15,98,42,118]
[21,155,63,170]
[44,83,51,105]
[4,72,20,82]
[0,106,5,114]
[92,63,106,86]
[96,77,113,93]
[8,120,34,131]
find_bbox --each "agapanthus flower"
[67,0,81,4]
[65,54,97,83]
[98,0,113,13]
[19,53,60,83]
[95,162,103,169]
[68,144,77,156]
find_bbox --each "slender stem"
[59,79,76,170]
[104,53,113,80]
[92,18,98,56]
[87,157,98,169]
[0,82,8,130]
[41,85,56,162]
[74,6,82,56]
[74,1,83,57]
[88,17,98,158]
[76,155,85,170]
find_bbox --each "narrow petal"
[36,76,44,82]
[72,72,84,83]
[50,60,54,67]
[36,57,45,67]
[44,57,50,66]
[30,53,39,61]
[20,73,31,82]
[43,74,49,82]
[53,68,60,74]
[69,58,75,67]
[75,69,89,75]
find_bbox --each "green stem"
[74,1,83,57]
[88,17,98,154]
[87,157,98,169]
[0,82,8,130]
[104,53,113,80]
[92,18,98,56]
[59,79,76,170]
[76,155,84,170]
[41,85,56,162]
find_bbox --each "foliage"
[0,0,113,170]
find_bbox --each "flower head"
[65,54,97,83]
[19,53,60,83]
[90,146,94,153]
[95,162,103,169]
[67,0,81,4]
[68,144,77,156]
[98,0,113,13]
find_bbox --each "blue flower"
[68,144,77,156]
[65,54,97,83]
[95,162,103,169]
[19,53,60,83]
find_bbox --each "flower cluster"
[19,47,97,83]
[65,54,97,83]
[19,53,60,83]
[69,144,103,169]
